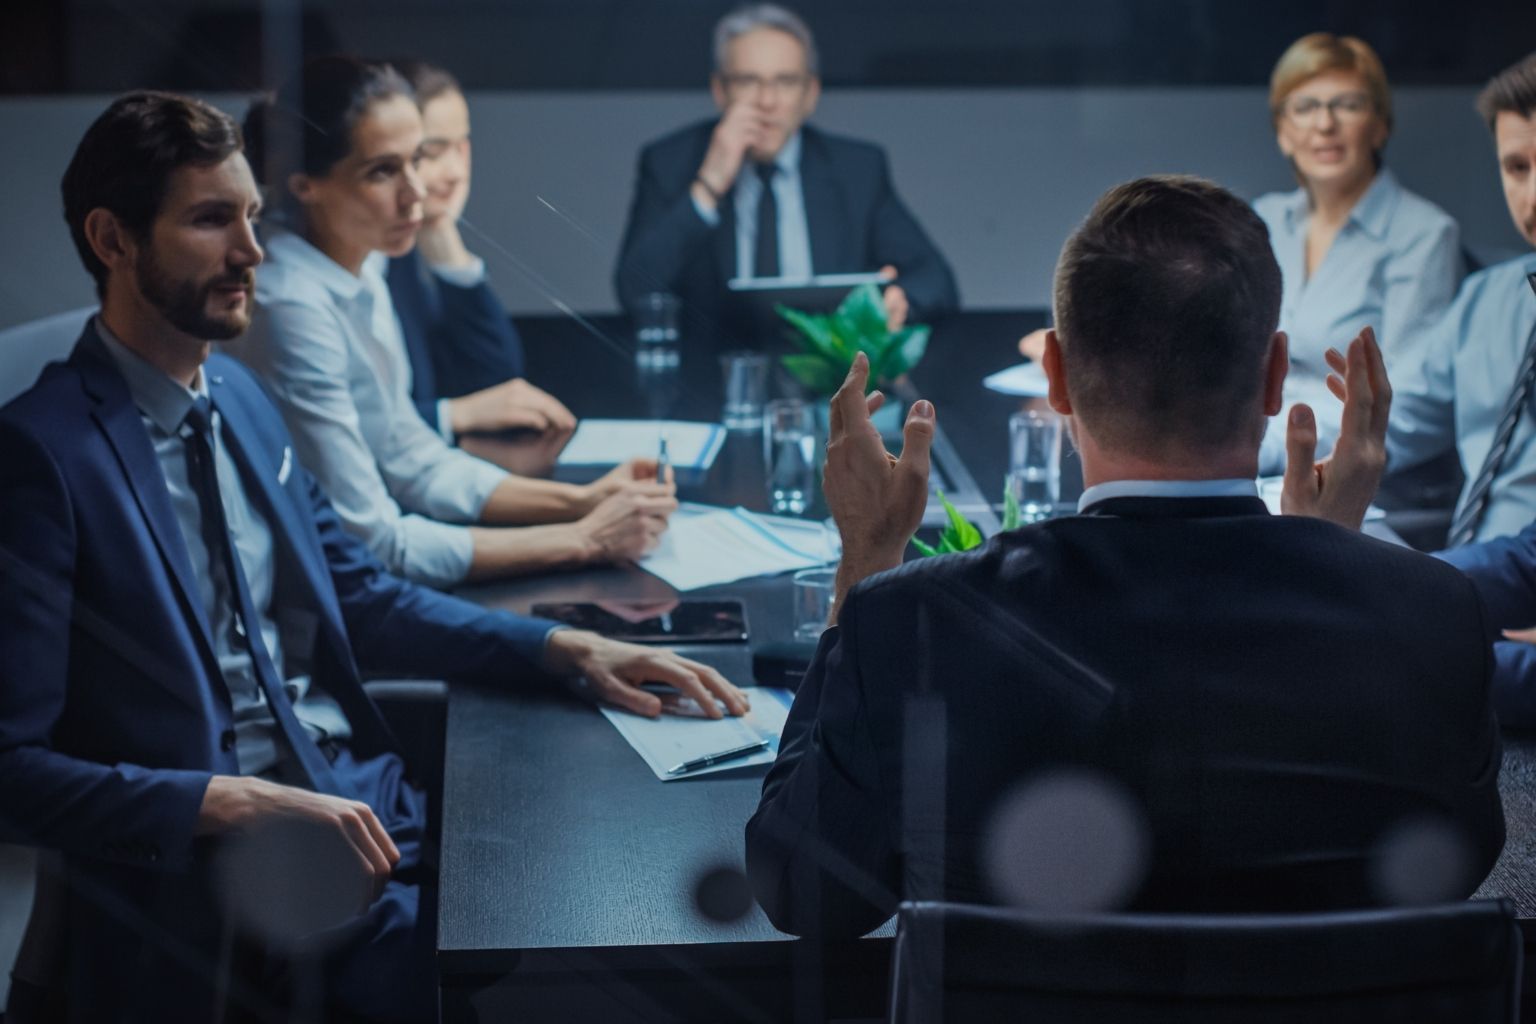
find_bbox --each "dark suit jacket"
[1440,523,1536,726]
[613,121,959,346]
[0,326,557,1020]
[745,496,1505,939]
[387,247,526,429]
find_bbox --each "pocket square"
[277,446,292,485]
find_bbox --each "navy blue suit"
[0,326,557,1020]
[1440,523,1536,726]
[614,121,959,347]
[746,496,1505,939]
[387,248,525,429]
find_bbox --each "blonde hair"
[1269,33,1393,134]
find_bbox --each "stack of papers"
[558,419,726,471]
[600,687,795,781]
[983,362,1050,397]
[641,504,839,591]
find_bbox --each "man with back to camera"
[0,90,747,1022]
[613,3,958,348]
[744,175,1504,939]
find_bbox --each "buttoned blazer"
[0,324,552,1019]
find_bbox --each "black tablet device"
[530,599,749,644]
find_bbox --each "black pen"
[666,739,770,775]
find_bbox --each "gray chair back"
[0,308,91,406]
[890,899,1522,1023]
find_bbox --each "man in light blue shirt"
[1388,53,1536,547]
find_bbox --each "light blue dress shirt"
[1253,169,1463,475]
[692,131,813,280]
[97,321,349,777]
[1388,253,1536,544]
[231,229,508,588]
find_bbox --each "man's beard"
[135,246,254,341]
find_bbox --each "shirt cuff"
[431,256,486,288]
[435,398,456,444]
[692,193,721,227]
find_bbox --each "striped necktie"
[1445,272,1536,547]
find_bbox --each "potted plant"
[910,490,1022,557]
[776,283,930,436]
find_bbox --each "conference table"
[434,311,1536,1023]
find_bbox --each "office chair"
[889,899,1521,1023]
[0,308,92,407]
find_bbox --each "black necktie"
[1446,273,1536,547]
[182,397,341,794]
[753,161,779,279]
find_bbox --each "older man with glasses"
[614,2,958,349]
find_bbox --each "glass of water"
[720,351,770,430]
[1007,410,1062,523]
[763,399,817,516]
[635,292,680,368]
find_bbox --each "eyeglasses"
[720,72,811,97]
[1283,92,1373,126]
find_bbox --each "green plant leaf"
[776,305,841,361]
[779,353,846,395]
[838,283,889,342]
[910,536,939,557]
[941,493,983,550]
[1002,487,1022,530]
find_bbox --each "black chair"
[889,899,1522,1023]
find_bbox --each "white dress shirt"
[1078,478,1259,513]
[692,131,814,280]
[231,229,507,587]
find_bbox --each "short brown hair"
[1269,33,1393,134]
[61,91,242,298]
[1052,176,1283,458]
[389,59,462,108]
[1475,52,1536,133]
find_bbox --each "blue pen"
[657,432,670,483]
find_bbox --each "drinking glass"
[1007,410,1062,523]
[763,399,817,515]
[635,292,679,368]
[720,351,770,430]
[792,567,838,641]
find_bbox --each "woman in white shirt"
[233,56,675,588]
[1251,33,1463,475]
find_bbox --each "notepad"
[983,362,1050,397]
[600,687,795,781]
[558,420,726,470]
[640,504,838,591]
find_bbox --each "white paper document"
[558,419,726,470]
[600,687,796,781]
[640,504,838,591]
[983,362,1050,397]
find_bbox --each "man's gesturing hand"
[824,352,935,618]
[545,630,751,719]
[1280,325,1392,529]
